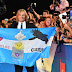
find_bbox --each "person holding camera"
[60,23,72,43]
[52,11,60,27]
[27,5,52,20]
[50,0,69,13]
[56,14,72,43]
[1,16,17,28]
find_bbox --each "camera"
[59,12,67,24]
[27,3,36,12]
[56,20,61,27]
[28,6,33,12]
[66,12,70,22]
[66,7,69,10]
[62,15,67,24]
[62,15,67,19]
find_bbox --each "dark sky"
[2,0,72,18]
[5,0,52,18]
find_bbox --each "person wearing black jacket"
[9,9,37,72]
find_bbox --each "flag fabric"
[0,63,37,72]
[0,27,56,67]
[36,43,57,72]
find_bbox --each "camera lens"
[62,15,66,19]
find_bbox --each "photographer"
[1,16,17,28]
[52,11,60,27]
[27,4,52,20]
[58,14,72,43]
[55,14,72,52]
[55,19,62,43]
[50,0,60,10]
[33,9,52,20]
[50,0,69,12]
[28,7,50,20]
[60,23,72,43]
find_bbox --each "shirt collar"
[18,21,26,24]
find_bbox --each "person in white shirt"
[8,9,35,72]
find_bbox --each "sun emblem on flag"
[14,30,25,50]
[14,42,24,50]
[11,30,26,59]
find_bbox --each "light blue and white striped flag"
[0,27,56,67]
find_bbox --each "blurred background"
[2,0,72,18]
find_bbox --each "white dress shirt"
[17,21,26,29]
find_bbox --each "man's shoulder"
[26,22,37,28]
[8,21,18,28]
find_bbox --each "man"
[9,9,36,72]
[42,10,49,18]
[32,9,52,20]
[52,11,60,27]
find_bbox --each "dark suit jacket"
[8,21,37,28]
[8,21,35,71]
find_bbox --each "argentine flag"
[0,27,56,67]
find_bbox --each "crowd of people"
[0,0,72,72]
[0,0,72,44]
